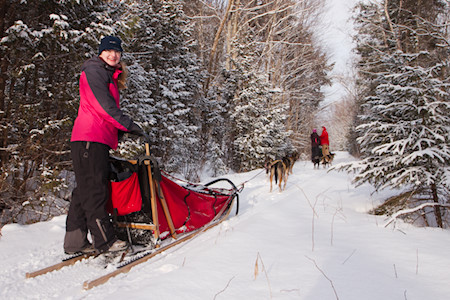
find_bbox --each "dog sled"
[25,141,240,289]
[107,142,240,249]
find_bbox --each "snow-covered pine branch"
[384,202,450,228]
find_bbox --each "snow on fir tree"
[229,42,291,172]
[337,0,450,227]
[117,0,205,179]
[0,0,116,222]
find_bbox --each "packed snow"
[1,152,449,300]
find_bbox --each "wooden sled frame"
[119,143,178,245]
[115,142,239,246]
[25,143,240,289]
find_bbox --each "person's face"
[99,49,121,67]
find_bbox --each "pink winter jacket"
[71,57,134,149]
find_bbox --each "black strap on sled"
[137,155,161,182]
[203,178,240,216]
[136,155,161,218]
[181,178,239,216]
[182,191,191,226]
[137,155,182,226]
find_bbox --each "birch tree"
[187,0,330,168]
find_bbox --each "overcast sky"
[319,0,360,105]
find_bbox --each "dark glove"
[128,122,150,144]
[141,131,150,144]
[118,130,125,141]
[128,122,144,136]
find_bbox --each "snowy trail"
[1,152,450,300]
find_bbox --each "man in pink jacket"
[64,36,145,254]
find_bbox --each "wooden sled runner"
[84,195,235,289]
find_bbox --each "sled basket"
[107,146,239,246]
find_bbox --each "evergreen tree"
[120,0,205,179]
[186,0,330,161]
[229,41,291,172]
[112,0,158,157]
[202,86,229,177]
[0,0,112,223]
[345,0,450,227]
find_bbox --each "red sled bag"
[107,172,142,216]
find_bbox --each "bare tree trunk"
[384,0,402,50]
[225,0,240,70]
[226,12,232,70]
[0,0,8,167]
[204,0,234,91]
[431,183,443,228]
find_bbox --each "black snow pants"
[311,146,321,161]
[64,141,117,253]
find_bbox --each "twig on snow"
[295,184,318,251]
[416,249,419,275]
[213,276,235,300]
[254,252,273,298]
[331,204,345,246]
[306,256,339,300]
[393,264,398,278]
[342,249,357,265]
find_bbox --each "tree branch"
[384,202,450,227]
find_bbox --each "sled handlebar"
[125,130,151,145]
[141,132,151,145]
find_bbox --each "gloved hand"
[118,130,125,141]
[128,122,144,136]
[141,131,150,144]
[128,122,150,144]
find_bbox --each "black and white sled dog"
[312,155,321,169]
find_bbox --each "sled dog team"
[264,152,299,193]
[266,126,334,192]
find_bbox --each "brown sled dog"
[283,152,299,174]
[321,152,335,167]
[266,159,289,192]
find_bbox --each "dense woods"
[342,0,450,227]
[0,0,448,227]
[0,0,330,223]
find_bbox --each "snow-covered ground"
[1,152,449,300]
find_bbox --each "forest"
[0,0,449,228]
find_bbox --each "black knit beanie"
[98,36,123,55]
